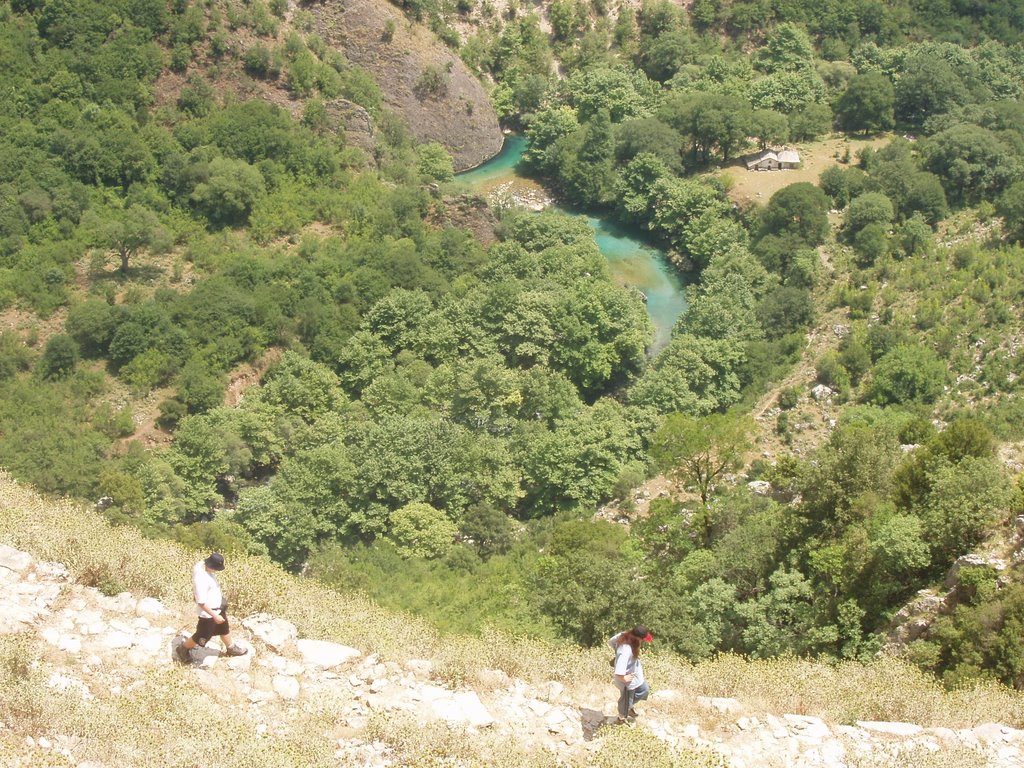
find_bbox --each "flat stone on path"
[102,631,134,650]
[135,597,167,617]
[431,690,495,728]
[296,638,361,669]
[784,714,831,741]
[242,613,297,652]
[857,721,923,737]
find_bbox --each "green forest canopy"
[1,0,1024,689]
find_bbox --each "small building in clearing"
[745,148,801,171]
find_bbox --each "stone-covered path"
[2,543,1022,767]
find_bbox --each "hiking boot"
[224,644,248,657]
[628,707,639,719]
[174,642,192,664]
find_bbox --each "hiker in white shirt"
[609,623,653,723]
[175,552,247,663]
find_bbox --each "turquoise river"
[454,135,689,353]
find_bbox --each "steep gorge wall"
[307,0,504,170]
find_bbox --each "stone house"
[745,147,801,170]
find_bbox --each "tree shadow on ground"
[92,263,166,285]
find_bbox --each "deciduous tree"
[835,72,894,134]
[649,411,751,508]
[93,204,170,274]
[758,182,830,246]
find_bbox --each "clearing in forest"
[723,134,893,206]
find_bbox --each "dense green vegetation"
[2,0,1024,691]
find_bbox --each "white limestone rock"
[273,674,301,700]
[811,384,835,401]
[431,690,495,727]
[268,655,305,676]
[998,745,1023,762]
[200,653,220,669]
[974,722,1013,743]
[945,555,1008,589]
[474,667,512,690]
[135,597,167,617]
[34,562,68,582]
[697,696,742,714]
[296,638,361,669]
[528,699,551,717]
[545,707,568,732]
[747,480,772,495]
[227,649,254,671]
[108,618,136,634]
[784,714,831,741]
[135,632,163,655]
[242,613,297,652]
[0,544,33,574]
[857,721,923,737]
[102,631,134,650]
[404,659,433,679]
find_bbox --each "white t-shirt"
[609,632,645,690]
[192,560,223,618]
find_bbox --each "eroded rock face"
[323,98,376,156]
[309,0,503,170]
[884,554,1012,654]
[945,553,1008,589]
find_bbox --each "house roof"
[744,147,801,168]
[745,149,777,168]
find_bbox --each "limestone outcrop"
[309,0,503,171]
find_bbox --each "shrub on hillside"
[865,344,946,406]
[37,334,79,380]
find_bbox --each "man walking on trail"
[175,552,247,663]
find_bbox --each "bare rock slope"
[309,0,503,171]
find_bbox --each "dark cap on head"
[204,552,225,571]
[632,624,653,642]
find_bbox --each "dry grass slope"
[2,472,1023,766]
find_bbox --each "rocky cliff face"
[2,542,1023,767]
[308,0,503,171]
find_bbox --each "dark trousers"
[191,613,230,644]
[617,681,650,718]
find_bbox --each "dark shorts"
[191,614,230,643]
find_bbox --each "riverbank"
[452,136,688,352]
